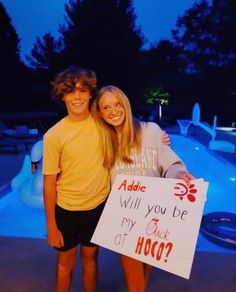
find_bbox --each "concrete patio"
[0,236,235,292]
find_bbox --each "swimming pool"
[0,134,235,253]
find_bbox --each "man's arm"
[43,174,64,248]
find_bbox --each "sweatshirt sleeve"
[148,123,187,178]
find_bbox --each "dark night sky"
[1,0,197,61]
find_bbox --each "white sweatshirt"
[110,122,186,184]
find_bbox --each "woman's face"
[98,92,126,132]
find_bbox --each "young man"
[43,66,110,292]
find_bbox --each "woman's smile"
[98,92,126,131]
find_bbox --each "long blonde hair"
[91,85,143,168]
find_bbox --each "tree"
[0,2,20,66]
[26,33,62,70]
[0,2,30,112]
[140,40,187,90]
[136,40,195,122]
[172,0,236,124]
[28,0,144,101]
[25,33,66,111]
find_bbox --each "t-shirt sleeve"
[42,132,61,175]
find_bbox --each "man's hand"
[162,131,171,146]
[47,225,64,248]
[177,170,195,185]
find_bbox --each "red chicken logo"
[174,183,197,202]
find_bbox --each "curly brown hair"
[51,66,97,103]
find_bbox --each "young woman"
[91,85,195,292]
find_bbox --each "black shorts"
[55,199,106,252]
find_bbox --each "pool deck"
[0,127,235,291]
[0,236,235,292]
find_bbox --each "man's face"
[62,81,91,121]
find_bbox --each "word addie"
[118,179,146,192]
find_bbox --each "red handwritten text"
[146,218,170,240]
[118,180,146,192]
[135,236,173,263]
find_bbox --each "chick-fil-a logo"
[174,183,198,202]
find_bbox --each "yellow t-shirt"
[43,115,110,211]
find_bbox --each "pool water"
[0,135,235,254]
[171,135,235,215]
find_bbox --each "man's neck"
[67,111,90,122]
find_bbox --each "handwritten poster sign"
[92,175,208,279]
